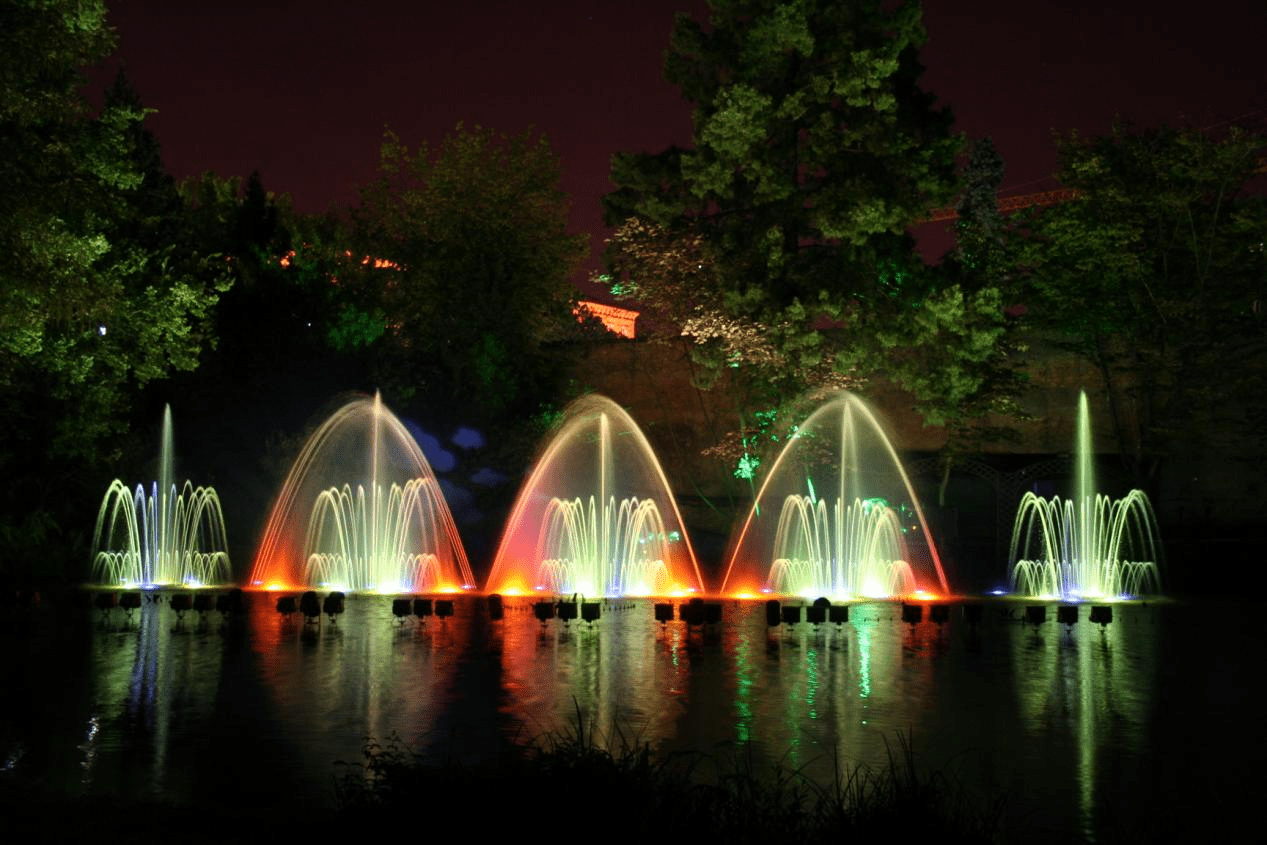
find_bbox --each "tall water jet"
[1009,391,1162,599]
[92,405,232,588]
[485,395,704,597]
[248,393,474,594]
[721,391,948,600]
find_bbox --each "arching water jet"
[1009,391,1162,599]
[721,391,948,601]
[484,395,704,598]
[92,405,231,588]
[249,393,474,594]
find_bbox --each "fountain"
[92,405,232,588]
[248,393,475,594]
[484,394,704,597]
[1008,391,1162,599]
[720,391,948,600]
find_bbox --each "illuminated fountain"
[721,391,948,600]
[485,395,704,597]
[248,393,474,594]
[92,405,231,588]
[1009,391,1162,599]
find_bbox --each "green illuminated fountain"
[720,391,948,600]
[1009,391,1162,599]
[92,405,231,588]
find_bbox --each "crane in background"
[923,188,1082,223]
[926,156,1265,223]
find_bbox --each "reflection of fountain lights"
[1009,392,1162,600]
[723,391,948,600]
[78,714,100,782]
[486,395,704,598]
[1007,601,1156,837]
[92,405,231,589]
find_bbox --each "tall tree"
[602,0,1021,475]
[909,138,1030,500]
[0,5,228,462]
[351,124,588,420]
[0,2,229,578]
[1020,123,1267,482]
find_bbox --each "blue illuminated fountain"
[92,405,231,588]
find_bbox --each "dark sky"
[97,0,1266,286]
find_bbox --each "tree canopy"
[350,124,589,420]
[606,0,959,301]
[0,4,229,466]
[1019,123,1267,480]
[0,1,235,578]
[601,0,1027,473]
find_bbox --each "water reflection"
[494,599,684,748]
[249,595,474,777]
[1009,604,1157,839]
[61,599,223,800]
[3,595,1252,840]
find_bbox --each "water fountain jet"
[720,391,948,601]
[91,405,232,588]
[484,395,704,598]
[1008,391,1162,600]
[248,393,474,594]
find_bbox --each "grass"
[334,707,1004,841]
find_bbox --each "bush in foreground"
[335,715,1003,842]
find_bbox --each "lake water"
[4,593,1259,841]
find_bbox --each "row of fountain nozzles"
[92,588,248,619]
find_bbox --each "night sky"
[96,0,1266,286]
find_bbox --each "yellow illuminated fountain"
[92,405,231,588]
[484,395,704,597]
[721,391,948,600]
[248,393,474,594]
[1009,391,1162,599]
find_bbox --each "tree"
[351,124,588,420]
[602,1,1025,474]
[0,2,229,579]
[0,7,228,464]
[902,138,1031,500]
[1020,123,1267,482]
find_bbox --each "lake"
[4,593,1259,841]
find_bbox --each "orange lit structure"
[576,300,638,339]
[923,188,1083,223]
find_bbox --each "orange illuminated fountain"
[484,395,704,597]
[720,391,949,600]
[248,393,474,594]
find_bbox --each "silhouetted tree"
[602,1,1026,476]
[1020,123,1267,482]
[350,124,588,421]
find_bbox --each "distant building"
[576,300,638,339]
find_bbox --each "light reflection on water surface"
[4,595,1257,839]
